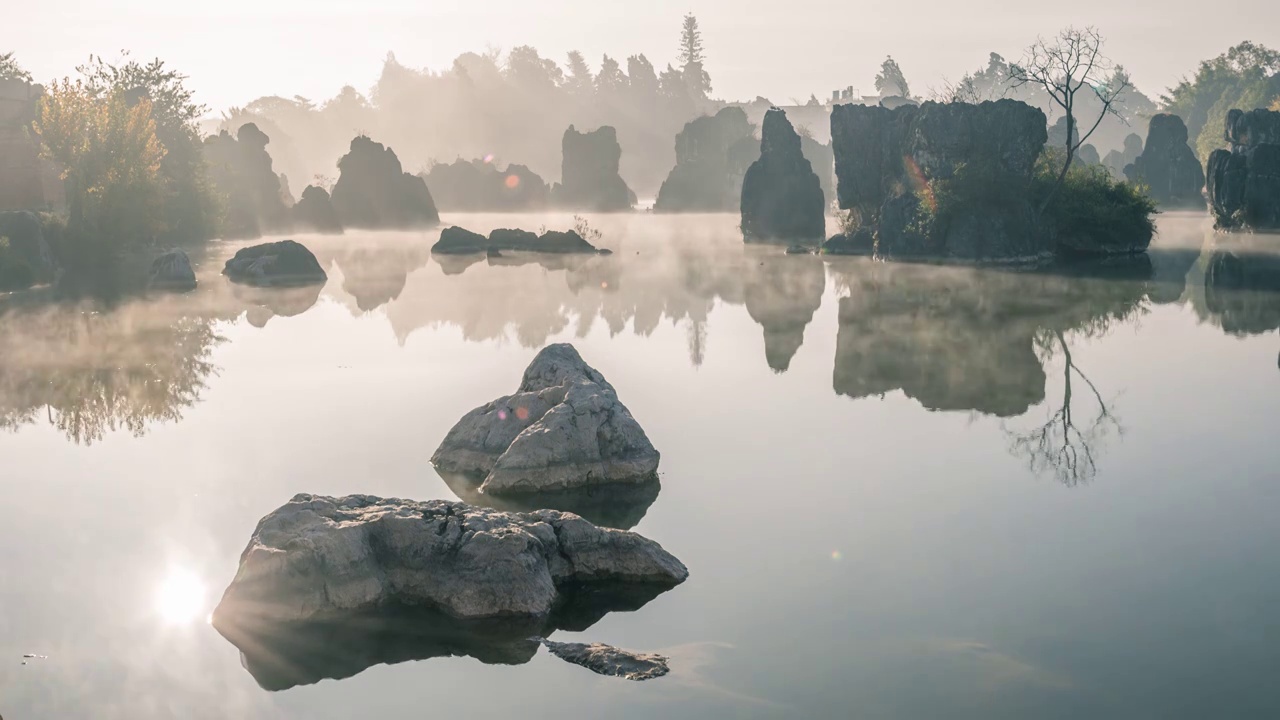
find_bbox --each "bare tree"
[1010,27,1129,212]
[1005,329,1122,487]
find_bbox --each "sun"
[155,568,208,625]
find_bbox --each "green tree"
[0,51,33,83]
[1162,41,1280,160]
[76,53,220,243]
[678,14,711,99]
[874,56,911,97]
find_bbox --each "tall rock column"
[739,108,825,243]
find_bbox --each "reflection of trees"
[1005,329,1121,487]
[0,303,223,444]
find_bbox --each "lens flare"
[498,409,508,420]
[155,568,207,625]
[483,153,495,164]
[830,551,843,561]
[504,174,521,189]
[515,406,530,421]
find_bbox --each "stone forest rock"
[222,239,328,287]
[538,639,670,681]
[0,210,59,291]
[291,185,343,234]
[801,135,837,206]
[654,107,758,212]
[1125,114,1205,207]
[553,126,635,211]
[424,159,549,211]
[432,344,659,496]
[210,494,687,629]
[331,136,440,229]
[740,108,826,243]
[147,250,196,292]
[431,226,490,255]
[831,100,1049,262]
[203,123,291,239]
[1209,109,1280,230]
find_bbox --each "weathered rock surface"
[822,228,875,256]
[432,227,602,255]
[530,230,598,254]
[1125,114,1205,207]
[148,250,196,292]
[831,99,1057,261]
[431,226,490,255]
[331,136,440,229]
[211,493,687,627]
[222,240,328,287]
[740,108,826,243]
[1209,109,1280,230]
[424,159,549,211]
[203,123,292,239]
[432,344,659,495]
[0,210,59,291]
[655,107,758,212]
[291,185,343,234]
[538,639,670,681]
[553,126,635,211]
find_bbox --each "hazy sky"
[9,0,1280,115]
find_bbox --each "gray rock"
[740,108,826,243]
[538,638,670,681]
[291,185,343,234]
[553,126,635,211]
[148,249,196,292]
[655,107,758,212]
[222,239,328,287]
[431,226,490,255]
[1209,108,1280,230]
[1125,114,1205,207]
[432,344,659,495]
[211,493,687,631]
[331,135,440,230]
[822,228,875,256]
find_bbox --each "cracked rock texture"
[539,638,671,680]
[211,493,688,630]
[432,343,660,495]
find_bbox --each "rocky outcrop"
[1208,108,1280,230]
[432,344,659,496]
[538,639,670,681]
[331,136,440,229]
[831,99,1066,261]
[553,126,635,211]
[801,135,837,206]
[424,159,549,211]
[222,239,328,287]
[432,227,602,255]
[654,107,758,212]
[822,228,875,256]
[291,185,343,234]
[1125,114,1205,207]
[147,250,196,292]
[0,210,59,291]
[203,123,292,239]
[211,493,687,627]
[740,108,825,243]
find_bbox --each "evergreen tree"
[678,13,712,98]
[565,51,594,97]
[627,54,659,97]
[0,51,33,83]
[596,54,628,94]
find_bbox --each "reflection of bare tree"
[1005,329,1122,487]
[0,304,223,445]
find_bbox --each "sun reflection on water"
[155,568,208,625]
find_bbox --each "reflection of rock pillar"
[744,253,825,372]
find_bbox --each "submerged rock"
[531,230,598,254]
[431,227,602,256]
[432,344,659,495]
[538,639,670,681]
[291,185,343,234]
[222,240,328,287]
[1125,114,1205,207]
[331,136,440,230]
[654,107,758,212]
[822,228,875,256]
[740,108,826,243]
[1209,109,1280,230]
[211,493,687,627]
[431,226,490,255]
[148,250,196,292]
[553,126,635,211]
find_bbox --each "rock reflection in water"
[1202,235,1280,337]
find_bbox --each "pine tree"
[874,56,910,98]
[678,14,704,66]
[596,55,628,94]
[565,50,594,97]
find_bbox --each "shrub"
[1033,149,1157,252]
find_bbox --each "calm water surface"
[1,213,1278,719]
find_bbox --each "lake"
[1,212,1278,719]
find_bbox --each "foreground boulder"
[1208,108,1280,230]
[831,99,1060,261]
[148,250,196,292]
[212,493,687,628]
[331,136,440,229]
[538,639,670,681]
[291,185,343,234]
[1125,114,1205,207]
[432,344,659,496]
[552,126,635,211]
[0,210,59,291]
[222,240,327,287]
[655,107,758,212]
[740,108,825,243]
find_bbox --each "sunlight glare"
[155,568,208,625]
